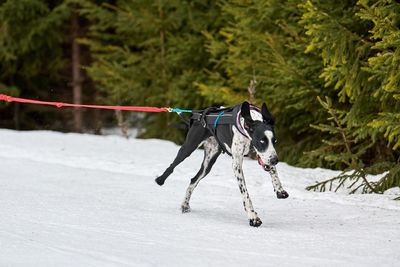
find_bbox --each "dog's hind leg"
[155,122,211,186]
[268,166,289,199]
[181,137,221,213]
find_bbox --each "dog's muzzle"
[257,155,271,171]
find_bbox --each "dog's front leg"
[268,166,289,199]
[232,153,262,227]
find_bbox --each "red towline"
[0,94,169,112]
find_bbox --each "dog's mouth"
[257,155,271,171]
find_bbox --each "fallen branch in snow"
[247,78,256,104]
[115,109,129,139]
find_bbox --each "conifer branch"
[316,6,373,46]
[323,96,355,167]
[102,3,132,17]
[324,99,377,193]
[313,96,378,194]
[358,169,378,194]
[265,33,311,87]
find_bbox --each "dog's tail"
[177,112,190,125]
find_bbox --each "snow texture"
[0,129,399,266]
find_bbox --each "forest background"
[0,0,399,195]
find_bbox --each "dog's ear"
[241,101,255,132]
[261,103,275,126]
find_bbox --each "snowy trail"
[0,130,399,266]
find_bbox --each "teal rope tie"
[170,108,193,113]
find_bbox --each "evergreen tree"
[197,0,335,166]
[302,0,399,195]
[0,0,99,132]
[0,0,72,129]
[76,0,222,142]
[200,0,399,195]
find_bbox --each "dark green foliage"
[306,96,381,194]
[0,0,73,129]
[301,0,399,196]
[75,0,222,142]
[0,0,71,83]
[197,0,334,166]
[198,0,399,196]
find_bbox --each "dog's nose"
[270,156,278,165]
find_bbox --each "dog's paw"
[181,205,191,213]
[276,190,289,199]
[249,217,262,227]
[155,176,165,186]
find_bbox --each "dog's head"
[241,101,278,170]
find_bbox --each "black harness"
[187,103,250,156]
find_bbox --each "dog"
[155,101,288,227]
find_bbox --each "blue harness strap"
[214,111,225,128]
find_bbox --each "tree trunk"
[93,89,102,135]
[159,5,168,95]
[159,5,170,127]
[72,9,82,133]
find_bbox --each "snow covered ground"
[0,129,399,266]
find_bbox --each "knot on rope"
[0,94,11,102]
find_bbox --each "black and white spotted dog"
[155,101,288,227]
